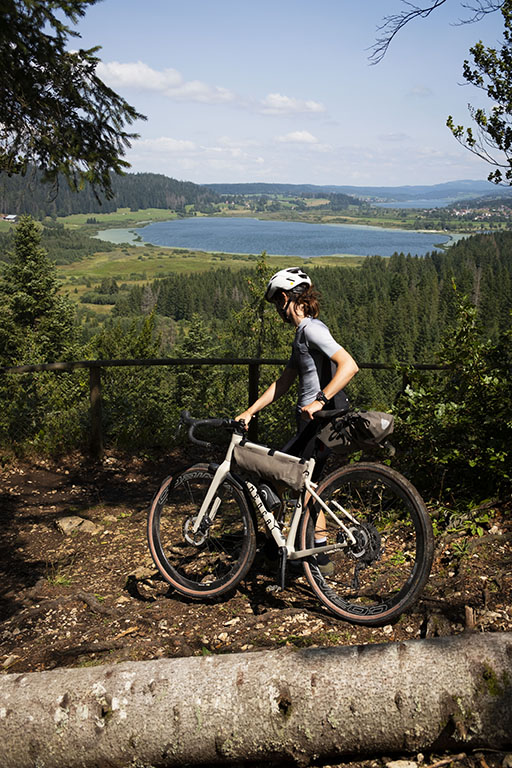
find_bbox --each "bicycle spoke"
[301,463,433,624]
[148,466,256,597]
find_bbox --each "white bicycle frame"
[191,430,360,560]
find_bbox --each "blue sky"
[72,0,504,187]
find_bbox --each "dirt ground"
[0,448,511,767]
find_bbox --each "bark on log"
[1,633,511,768]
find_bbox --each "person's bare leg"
[315,510,328,542]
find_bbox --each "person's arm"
[236,365,297,425]
[300,347,359,421]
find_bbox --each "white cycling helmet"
[264,267,312,302]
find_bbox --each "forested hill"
[114,232,512,367]
[0,171,219,218]
[205,182,363,203]
[205,180,502,203]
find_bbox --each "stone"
[56,516,100,535]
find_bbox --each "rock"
[2,654,20,669]
[386,762,418,768]
[127,566,157,581]
[56,516,100,535]
[425,613,453,638]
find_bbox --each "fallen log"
[1,632,511,768]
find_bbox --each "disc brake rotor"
[346,523,382,565]
[183,516,210,547]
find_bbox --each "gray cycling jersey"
[288,317,342,407]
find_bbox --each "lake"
[96,217,452,258]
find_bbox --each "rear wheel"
[299,462,433,625]
[148,464,256,598]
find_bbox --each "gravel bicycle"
[147,411,434,625]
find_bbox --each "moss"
[481,662,509,697]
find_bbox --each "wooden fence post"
[0,358,448,455]
[89,366,103,460]
[247,362,260,442]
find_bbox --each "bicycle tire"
[148,463,256,598]
[299,462,434,625]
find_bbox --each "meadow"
[2,202,497,315]
[54,206,365,308]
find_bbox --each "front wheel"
[299,463,434,625]
[148,464,256,599]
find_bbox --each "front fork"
[189,457,231,539]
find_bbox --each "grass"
[57,241,365,306]
[45,202,498,319]
[55,207,179,229]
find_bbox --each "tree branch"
[369,1,449,65]
[369,0,505,64]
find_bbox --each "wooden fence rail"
[0,357,448,458]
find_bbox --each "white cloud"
[217,136,262,149]
[277,130,319,144]
[97,61,328,118]
[380,132,411,143]
[136,137,197,153]
[166,80,234,104]
[407,85,434,99]
[96,60,235,104]
[260,93,326,115]
[275,131,332,156]
[127,135,266,181]
[96,60,180,90]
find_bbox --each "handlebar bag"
[233,442,310,492]
[317,410,394,454]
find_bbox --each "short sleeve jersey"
[288,317,342,407]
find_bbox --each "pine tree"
[227,252,289,359]
[0,215,74,361]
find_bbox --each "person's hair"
[294,285,320,318]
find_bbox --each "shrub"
[394,293,512,502]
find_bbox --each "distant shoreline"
[94,217,456,259]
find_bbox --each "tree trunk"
[1,633,511,768]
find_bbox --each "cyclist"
[236,266,359,571]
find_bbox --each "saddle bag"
[232,441,311,492]
[317,409,395,454]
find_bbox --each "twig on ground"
[427,753,467,768]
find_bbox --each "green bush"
[394,293,512,502]
[89,312,177,451]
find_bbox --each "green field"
[54,204,452,314]
[45,202,501,314]
[0,203,504,321]
[55,207,179,229]
[58,241,364,310]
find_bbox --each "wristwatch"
[315,390,329,405]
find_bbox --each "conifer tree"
[0,215,74,361]
[0,0,144,198]
[173,314,222,414]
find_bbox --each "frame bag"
[318,410,395,455]
[233,441,310,492]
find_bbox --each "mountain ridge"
[204,179,512,203]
